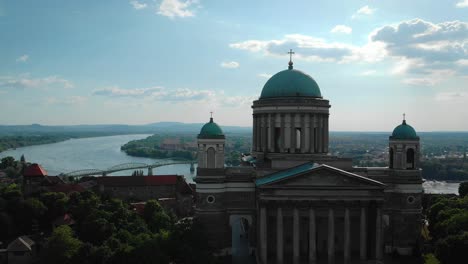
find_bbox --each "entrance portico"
[256,163,385,264]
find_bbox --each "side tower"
[194,117,229,249]
[389,118,420,170]
[197,117,225,168]
[386,117,423,255]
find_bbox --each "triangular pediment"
[256,163,384,189]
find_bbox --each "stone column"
[277,207,283,264]
[291,114,296,153]
[344,208,350,264]
[258,115,261,152]
[293,208,300,264]
[324,115,329,153]
[304,113,310,153]
[252,115,257,151]
[317,115,323,153]
[310,115,315,153]
[260,206,267,264]
[328,208,335,264]
[260,115,265,152]
[300,114,306,153]
[360,207,367,261]
[376,207,383,260]
[280,114,285,152]
[268,114,273,152]
[309,208,316,264]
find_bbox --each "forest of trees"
[0,184,217,264]
[423,183,468,264]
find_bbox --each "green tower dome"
[260,62,322,99]
[198,118,225,139]
[391,120,418,140]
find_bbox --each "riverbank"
[0,132,146,154]
[0,134,196,182]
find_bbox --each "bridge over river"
[61,159,195,177]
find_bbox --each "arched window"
[389,147,394,168]
[406,148,415,169]
[207,147,216,168]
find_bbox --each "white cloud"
[93,86,164,97]
[435,92,468,101]
[230,18,468,84]
[93,86,214,102]
[403,78,437,86]
[371,19,468,79]
[331,25,352,34]
[93,85,255,107]
[45,96,88,106]
[16,54,29,62]
[157,0,197,18]
[220,61,240,69]
[130,1,147,10]
[257,73,272,78]
[360,70,377,76]
[352,5,375,19]
[0,75,73,89]
[456,59,468,66]
[456,0,468,8]
[230,34,383,63]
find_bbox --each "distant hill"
[0,122,251,136]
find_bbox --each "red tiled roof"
[23,163,47,177]
[53,214,75,226]
[96,175,179,187]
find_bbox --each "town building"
[96,175,194,216]
[194,58,422,264]
[5,236,36,264]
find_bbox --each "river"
[0,134,196,183]
[0,135,460,193]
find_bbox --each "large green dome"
[198,118,225,139]
[391,120,418,140]
[260,66,322,99]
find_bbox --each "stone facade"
[194,63,422,264]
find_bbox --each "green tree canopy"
[44,225,82,264]
[459,181,468,197]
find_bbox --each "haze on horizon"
[1,0,467,131]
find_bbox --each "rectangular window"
[274,127,281,152]
[296,128,301,150]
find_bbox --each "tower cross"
[210,111,213,118]
[287,49,295,62]
[403,113,406,121]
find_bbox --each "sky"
[0,0,467,131]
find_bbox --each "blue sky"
[1,0,467,131]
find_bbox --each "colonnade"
[259,202,383,264]
[252,113,329,154]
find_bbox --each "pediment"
[256,163,384,189]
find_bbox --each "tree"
[0,156,15,169]
[20,154,26,163]
[44,225,82,264]
[459,181,468,197]
[143,199,172,233]
[435,232,468,264]
[39,192,68,222]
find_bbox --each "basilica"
[194,57,422,264]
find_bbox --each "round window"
[206,195,215,204]
[407,196,415,204]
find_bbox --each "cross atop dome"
[287,49,295,70]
